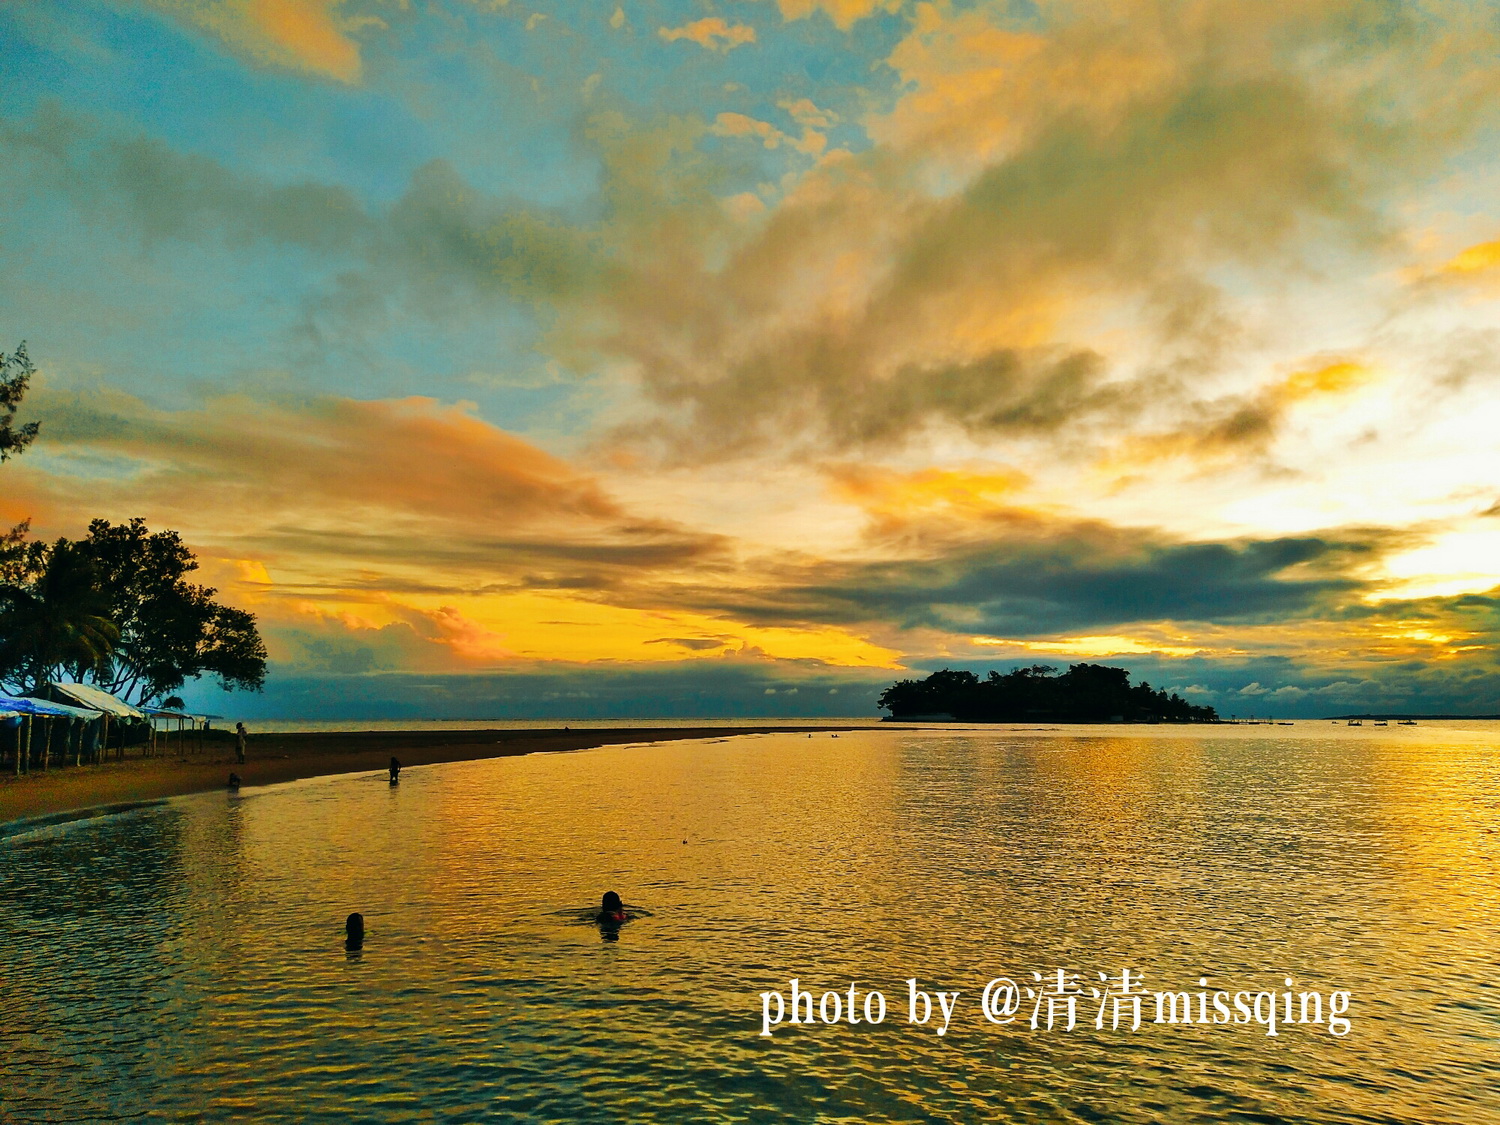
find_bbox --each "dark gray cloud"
[0,105,609,335]
[616,339,1123,458]
[2,105,370,252]
[676,524,1407,637]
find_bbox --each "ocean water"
[238,716,887,734]
[1,725,1498,1123]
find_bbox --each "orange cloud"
[712,112,785,149]
[708,112,828,156]
[11,387,710,580]
[142,0,370,82]
[6,389,911,671]
[773,0,899,31]
[658,17,757,52]
[778,98,838,130]
[1270,360,1374,405]
[1441,238,1500,276]
[247,0,362,81]
[1103,358,1378,471]
[828,464,1030,520]
[972,633,1210,658]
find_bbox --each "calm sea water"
[239,716,886,734]
[2,725,1498,1123]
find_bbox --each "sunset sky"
[4,0,1500,718]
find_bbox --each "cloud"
[710,113,827,156]
[1441,238,1500,279]
[778,98,838,130]
[771,0,899,31]
[32,0,1499,471]
[581,0,1500,460]
[139,0,374,82]
[678,517,1407,640]
[0,110,610,348]
[1107,359,1379,468]
[645,636,728,650]
[15,3,1500,474]
[4,386,912,673]
[12,386,717,590]
[658,18,757,52]
[712,112,786,149]
[2,106,370,251]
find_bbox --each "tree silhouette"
[75,519,267,706]
[0,541,118,695]
[0,342,39,462]
[0,521,266,706]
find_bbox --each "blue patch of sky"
[1,145,590,436]
[1,1,438,207]
[0,0,923,437]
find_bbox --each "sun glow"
[1373,528,1500,601]
[972,635,1207,658]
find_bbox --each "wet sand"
[0,725,854,827]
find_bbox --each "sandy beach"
[0,725,852,827]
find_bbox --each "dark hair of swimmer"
[599,891,627,923]
[227,772,241,790]
[345,912,364,948]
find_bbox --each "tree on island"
[878,663,1218,722]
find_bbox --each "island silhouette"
[879,663,1219,723]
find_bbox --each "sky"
[3,0,1500,719]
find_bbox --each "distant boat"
[1347,719,1362,726]
[1373,720,1388,727]
[1398,719,1416,726]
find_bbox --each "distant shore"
[0,725,857,827]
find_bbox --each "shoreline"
[0,725,857,828]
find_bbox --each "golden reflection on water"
[1,725,1498,1123]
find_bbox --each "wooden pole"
[23,714,32,774]
[42,718,53,771]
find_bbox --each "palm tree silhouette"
[0,541,118,694]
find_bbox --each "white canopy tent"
[30,682,145,762]
[37,682,145,719]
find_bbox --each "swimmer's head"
[346,912,364,942]
[601,891,623,913]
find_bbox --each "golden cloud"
[773,0,900,31]
[583,0,1498,466]
[1102,358,1379,470]
[139,0,373,82]
[1442,238,1500,277]
[658,17,757,52]
[5,388,910,670]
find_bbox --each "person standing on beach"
[234,722,247,764]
